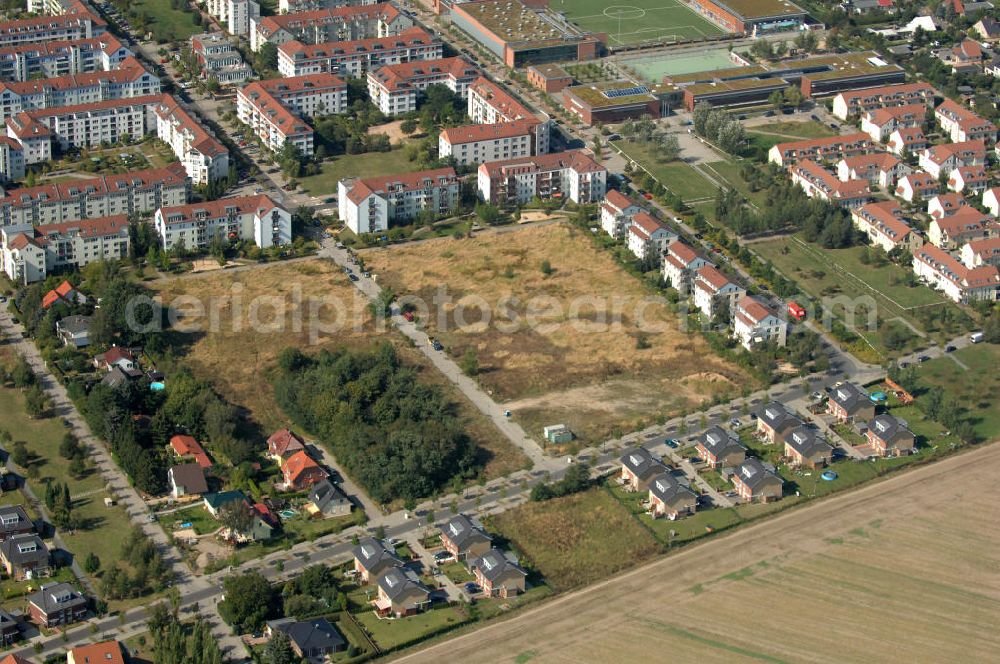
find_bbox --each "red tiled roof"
[0,164,186,207]
[157,194,282,227]
[11,93,163,121]
[281,450,325,484]
[97,346,134,366]
[630,211,665,237]
[251,72,346,96]
[0,34,125,58]
[42,280,78,309]
[468,76,534,121]
[479,150,604,178]
[267,428,305,457]
[440,118,537,145]
[836,82,937,105]
[155,95,227,157]
[667,240,698,265]
[933,206,990,235]
[773,132,872,154]
[841,152,902,172]
[170,435,212,469]
[696,264,733,291]
[853,202,912,242]
[915,242,1000,290]
[344,167,457,205]
[604,189,637,211]
[0,57,150,96]
[68,641,124,664]
[256,3,400,38]
[278,27,436,60]
[369,57,477,92]
[736,296,775,324]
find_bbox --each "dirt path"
[394,443,1000,663]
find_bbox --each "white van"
[970,332,984,344]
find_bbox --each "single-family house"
[865,414,916,456]
[0,505,34,542]
[280,450,327,491]
[895,172,940,203]
[56,315,91,348]
[0,609,19,645]
[101,365,141,388]
[439,514,491,562]
[937,38,987,74]
[266,428,305,462]
[27,582,86,628]
[0,533,48,580]
[306,479,352,518]
[974,16,1000,42]
[600,189,641,238]
[647,472,697,520]
[827,382,875,423]
[755,401,801,445]
[627,212,675,260]
[169,434,212,469]
[948,165,989,195]
[697,427,747,468]
[167,463,209,499]
[619,447,667,492]
[92,346,135,372]
[352,536,404,583]
[202,490,246,517]
[731,458,783,503]
[374,567,431,617]
[41,280,85,309]
[662,241,710,295]
[784,426,834,468]
[67,641,125,664]
[927,192,967,220]
[469,549,527,598]
[266,618,346,660]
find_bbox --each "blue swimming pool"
[150,381,165,391]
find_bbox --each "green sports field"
[554,0,727,46]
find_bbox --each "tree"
[10,356,35,388]
[11,441,28,467]
[540,259,553,275]
[262,630,297,664]
[218,571,276,633]
[60,432,81,460]
[460,347,479,376]
[24,384,48,418]
[218,500,254,537]
[84,553,101,574]
[656,133,680,162]
[255,42,278,74]
[400,118,418,135]
[768,89,785,112]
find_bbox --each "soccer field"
[554,0,727,46]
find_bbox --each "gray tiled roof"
[868,414,913,444]
[27,582,85,614]
[829,382,870,415]
[278,618,346,653]
[785,426,833,459]
[439,515,491,551]
[309,479,350,513]
[700,427,746,457]
[0,533,48,566]
[735,458,782,492]
[619,447,666,479]
[352,536,403,573]
[758,402,801,433]
[471,549,526,584]
[377,566,429,600]
[649,472,697,506]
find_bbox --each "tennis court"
[554,0,727,46]
[621,47,743,81]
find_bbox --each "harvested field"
[152,260,526,478]
[364,224,747,444]
[397,443,1000,664]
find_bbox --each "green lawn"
[613,140,719,201]
[912,345,1000,442]
[440,561,474,585]
[700,159,768,207]
[750,121,838,140]
[128,0,203,43]
[299,148,420,197]
[165,504,219,536]
[355,605,470,651]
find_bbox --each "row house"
[831,82,937,120]
[27,582,87,628]
[734,295,786,350]
[827,382,876,423]
[366,57,479,116]
[913,243,1000,302]
[662,240,709,295]
[0,34,131,82]
[696,427,747,469]
[895,172,939,203]
[237,73,347,156]
[438,119,539,166]
[477,150,605,207]
[850,201,920,253]
[0,214,129,284]
[865,414,916,457]
[934,99,996,143]
[467,76,550,154]
[947,165,989,196]
[0,10,105,48]
[859,103,925,143]
[154,97,230,185]
[836,153,910,189]
[5,95,162,164]
[784,426,833,469]
[647,473,697,520]
[731,458,783,503]
[693,264,745,319]
[886,127,927,156]
[918,140,987,179]
[961,237,1000,267]
[277,27,442,78]
[338,167,460,234]
[600,189,642,239]
[767,132,873,168]
[927,192,966,219]
[626,211,675,260]
[983,187,1000,216]
[0,163,187,226]
[928,207,993,248]
[0,57,159,121]
[205,0,260,36]
[190,33,252,86]
[250,3,411,52]
[756,401,801,445]
[789,160,869,208]
[619,447,667,492]
[154,194,291,251]
[0,136,23,181]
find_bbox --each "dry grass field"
[152,260,526,478]
[364,224,747,444]
[397,443,1000,664]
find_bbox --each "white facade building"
[367,57,479,116]
[477,150,606,207]
[693,265,745,319]
[626,211,675,260]
[277,27,441,78]
[338,167,460,235]
[155,97,230,185]
[154,195,291,251]
[600,189,641,238]
[237,73,347,156]
[0,215,129,284]
[733,296,787,350]
[662,241,710,295]
[250,3,411,52]
[0,34,132,82]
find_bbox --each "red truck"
[788,301,806,321]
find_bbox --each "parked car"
[432,340,443,351]
[918,355,931,362]
[944,345,956,353]
[665,439,680,449]
[433,551,451,561]
[729,418,741,428]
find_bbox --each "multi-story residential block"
[927,207,993,248]
[961,237,1000,268]
[662,240,710,295]
[338,167,459,234]
[0,6,105,48]
[600,189,641,238]
[935,99,996,143]
[367,57,479,116]
[154,97,230,185]
[237,74,347,156]
[626,211,675,260]
[831,82,938,120]
[154,195,291,251]
[0,136,23,182]
[477,150,606,207]
[768,132,874,167]
[250,3,412,52]
[439,120,539,165]
[850,201,921,253]
[733,295,787,350]
[6,95,163,163]
[0,163,188,226]
[277,27,441,78]
[0,34,132,83]
[836,152,910,189]
[206,0,260,36]
[279,0,382,11]
[913,243,1000,302]
[895,172,940,203]
[0,214,130,284]
[0,57,160,121]
[190,33,252,86]
[886,127,927,156]
[919,140,987,178]
[947,165,989,195]
[859,103,926,143]
[466,76,550,154]
[790,160,870,208]
[693,265,745,319]
[927,192,967,220]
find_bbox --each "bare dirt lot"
[396,443,1000,664]
[364,224,747,444]
[153,260,527,478]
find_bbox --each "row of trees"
[99,526,172,600]
[147,604,224,664]
[692,104,747,155]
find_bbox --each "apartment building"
[439,120,539,165]
[279,0,382,11]
[961,237,1000,268]
[237,74,347,156]
[0,214,129,284]
[477,150,606,207]
[338,167,460,234]
[836,152,910,189]
[662,240,710,295]
[6,95,163,163]
[859,103,926,143]
[850,201,920,253]
[463,75,550,154]
[768,132,874,167]
[367,57,479,116]
[886,127,928,156]
[927,207,993,248]
[0,136,23,181]
[190,33,252,86]
[250,3,412,52]
[831,82,938,120]
[733,296,787,350]
[0,8,106,48]
[600,189,642,238]
[277,27,442,78]
[693,265,745,319]
[154,195,291,251]
[935,99,996,143]
[0,34,132,82]
[913,243,1000,302]
[947,164,989,195]
[0,163,189,226]
[918,140,987,178]
[790,160,869,208]
[205,0,261,36]
[0,58,160,121]
[154,97,230,185]
[895,172,940,203]
[627,211,675,260]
